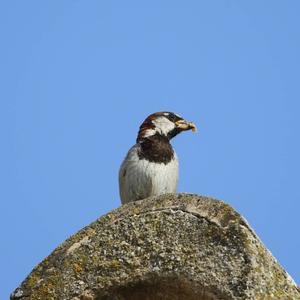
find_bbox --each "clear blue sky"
[1,1,300,298]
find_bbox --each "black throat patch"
[138,134,174,164]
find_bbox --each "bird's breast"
[139,155,179,194]
[119,144,179,203]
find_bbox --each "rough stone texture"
[11,193,300,300]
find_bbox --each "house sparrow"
[119,112,197,204]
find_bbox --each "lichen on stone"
[11,193,300,300]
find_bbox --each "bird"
[119,111,197,204]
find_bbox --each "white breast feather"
[119,144,179,204]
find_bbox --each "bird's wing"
[119,145,153,204]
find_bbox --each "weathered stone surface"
[11,193,299,300]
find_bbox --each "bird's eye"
[167,113,180,123]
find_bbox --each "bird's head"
[137,112,197,142]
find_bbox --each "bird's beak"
[175,119,197,132]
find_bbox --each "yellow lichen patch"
[25,273,41,290]
[131,207,141,216]
[106,213,113,219]
[73,263,83,274]
[86,227,96,237]
[34,285,51,299]
[110,260,121,269]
